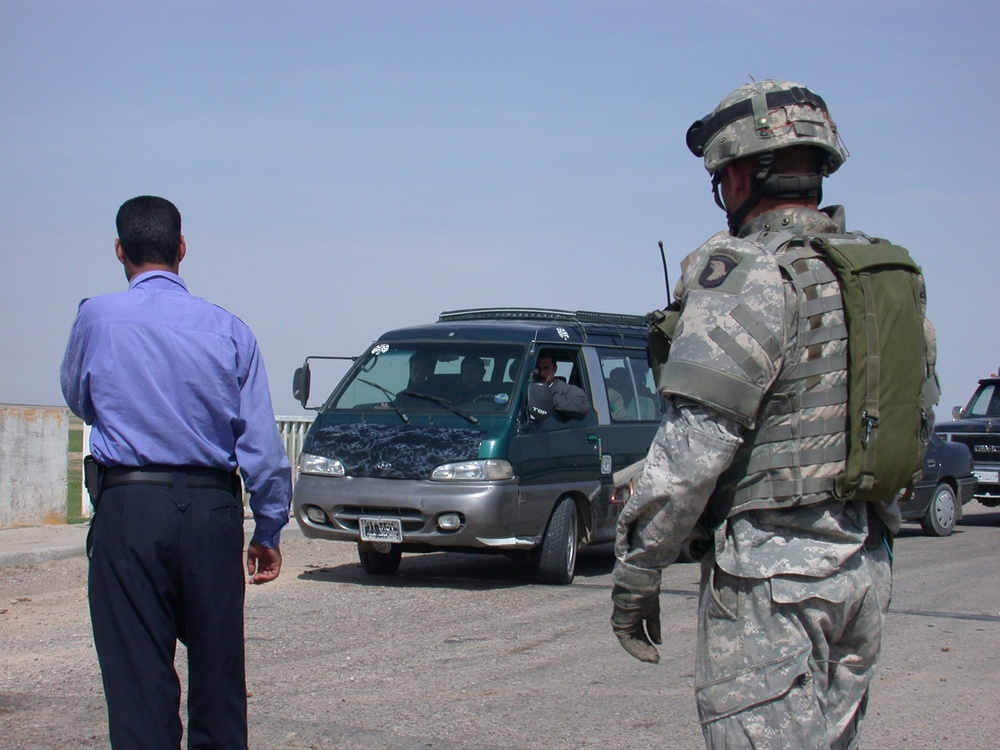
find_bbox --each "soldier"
[610,80,935,748]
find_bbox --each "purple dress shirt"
[60,270,291,547]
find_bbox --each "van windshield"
[325,343,525,414]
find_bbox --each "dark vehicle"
[290,308,664,584]
[899,433,976,536]
[936,376,1000,506]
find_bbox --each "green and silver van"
[290,308,662,584]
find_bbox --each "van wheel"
[921,483,957,537]
[357,542,402,574]
[536,497,578,585]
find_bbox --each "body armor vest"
[709,237,851,521]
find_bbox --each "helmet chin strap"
[713,153,825,235]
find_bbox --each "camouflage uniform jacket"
[613,205,905,593]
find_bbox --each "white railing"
[79,416,315,519]
[81,423,91,519]
[276,415,314,483]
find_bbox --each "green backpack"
[647,233,930,502]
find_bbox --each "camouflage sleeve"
[657,233,787,427]
[611,398,743,593]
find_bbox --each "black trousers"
[88,476,247,750]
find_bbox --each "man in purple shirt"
[61,195,292,749]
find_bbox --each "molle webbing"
[731,305,782,361]
[706,304,784,379]
[725,237,849,512]
[674,303,783,423]
[725,230,928,512]
[756,416,847,443]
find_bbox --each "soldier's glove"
[611,584,662,664]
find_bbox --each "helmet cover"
[687,79,847,174]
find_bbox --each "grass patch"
[66,417,87,524]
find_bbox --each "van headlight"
[298,452,345,477]
[431,459,513,481]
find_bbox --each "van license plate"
[973,470,999,484]
[359,517,403,543]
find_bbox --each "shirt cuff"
[251,520,285,549]
[611,559,662,593]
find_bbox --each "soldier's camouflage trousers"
[695,543,892,750]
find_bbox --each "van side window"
[534,349,592,421]
[600,354,663,422]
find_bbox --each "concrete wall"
[0,405,69,527]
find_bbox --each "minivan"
[290,308,663,584]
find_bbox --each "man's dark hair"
[115,196,182,265]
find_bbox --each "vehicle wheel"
[357,542,402,574]
[675,540,696,564]
[535,497,579,585]
[921,483,957,537]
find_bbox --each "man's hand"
[611,584,662,663]
[247,541,282,585]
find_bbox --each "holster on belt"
[83,455,104,512]
[865,503,894,557]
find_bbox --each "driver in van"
[406,352,436,391]
[534,353,591,420]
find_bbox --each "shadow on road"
[297,543,619,590]
[959,505,1000,527]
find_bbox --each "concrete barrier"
[0,404,69,528]
[1,408,312,527]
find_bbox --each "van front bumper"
[292,474,539,550]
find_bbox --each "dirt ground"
[2,506,999,749]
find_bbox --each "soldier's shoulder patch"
[696,248,745,289]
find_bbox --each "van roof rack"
[438,307,647,327]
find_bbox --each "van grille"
[333,505,425,532]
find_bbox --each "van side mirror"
[951,405,964,420]
[525,380,553,426]
[293,364,311,407]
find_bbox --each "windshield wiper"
[397,390,479,425]
[356,378,409,424]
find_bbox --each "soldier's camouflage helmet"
[686,79,847,175]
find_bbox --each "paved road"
[1,506,998,749]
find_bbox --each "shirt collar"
[128,270,188,292]
[738,205,844,238]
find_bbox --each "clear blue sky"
[2,1,997,416]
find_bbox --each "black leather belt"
[101,464,238,493]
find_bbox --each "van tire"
[536,497,579,585]
[358,543,402,575]
[676,541,697,563]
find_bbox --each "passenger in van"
[534,354,591,420]
[459,356,488,401]
[606,367,633,420]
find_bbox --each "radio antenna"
[658,241,672,305]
